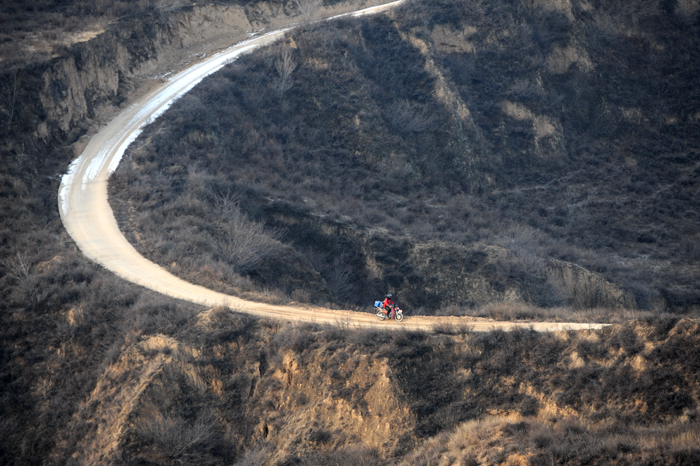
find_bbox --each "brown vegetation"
[0,137,202,464]
[0,0,194,69]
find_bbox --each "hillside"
[110,0,700,315]
[1,0,700,464]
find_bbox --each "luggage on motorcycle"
[374,301,383,308]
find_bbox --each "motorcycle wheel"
[376,310,386,321]
[395,312,404,322]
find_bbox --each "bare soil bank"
[48,310,700,464]
[0,0,392,158]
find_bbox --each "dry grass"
[400,415,700,465]
[2,0,700,464]
[467,302,661,323]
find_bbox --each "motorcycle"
[373,301,404,322]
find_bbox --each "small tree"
[272,46,297,99]
[2,251,31,282]
[3,71,21,131]
[386,100,437,134]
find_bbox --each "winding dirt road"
[58,1,606,332]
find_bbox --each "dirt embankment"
[57,309,700,465]
[4,4,246,149]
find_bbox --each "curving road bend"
[58,1,606,332]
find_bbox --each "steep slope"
[1,1,699,465]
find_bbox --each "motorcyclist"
[383,294,396,319]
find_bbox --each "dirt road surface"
[59,1,607,332]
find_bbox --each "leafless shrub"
[433,405,463,430]
[492,226,554,300]
[564,188,595,224]
[218,203,284,273]
[214,189,240,215]
[299,247,357,302]
[243,80,268,111]
[494,225,547,261]
[294,0,323,25]
[250,286,289,305]
[2,71,21,130]
[479,302,547,321]
[680,237,700,265]
[386,100,437,134]
[138,412,218,465]
[273,324,316,352]
[150,0,187,12]
[271,46,297,99]
[2,250,49,308]
[2,250,32,282]
[321,321,347,342]
[348,328,392,346]
[291,287,311,302]
[324,251,357,301]
[432,322,474,335]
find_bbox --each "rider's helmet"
[386,293,392,298]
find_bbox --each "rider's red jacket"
[383,298,394,309]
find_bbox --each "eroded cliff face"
[57,308,416,465]
[20,4,254,147]
[0,0,386,154]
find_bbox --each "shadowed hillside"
[111,0,700,315]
